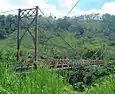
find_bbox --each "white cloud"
[63,0,77,5]
[0,0,59,16]
[0,0,115,17]
[66,2,115,17]
[60,0,78,7]
[0,0,16,11]
[101,2,115,15]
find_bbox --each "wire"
[0,2,81,58]
[38,1,82,58]
[39,27,70,49]
[100,46,107,59]
[66,0,80,16]
[38,0,81,49]
[39,1,107,60]
[0,9,18,14]
[39,7,77,51]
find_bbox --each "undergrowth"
[0,62,76,94]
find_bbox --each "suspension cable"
[0,9,18,14]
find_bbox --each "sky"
[0,0,115,17]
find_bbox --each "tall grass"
[0,62,76,94]
[0,61,115,94]
[86,75,115,94]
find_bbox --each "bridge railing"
[8,59,105,71]
[38,59,104,67]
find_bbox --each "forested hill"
[0,13,115,40]
[0,13,115,59]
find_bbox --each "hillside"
[0,13,115,60]
[0,13,115,94]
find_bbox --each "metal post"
[17,9,21,61]
[35,6,38,61]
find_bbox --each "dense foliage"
[0,51,115,94]
[0,13,115,94]
[0,61,76,94]
[1,13,115,40]
[63,61,115,92]
[0,13,115,59]
[86,74,115,94]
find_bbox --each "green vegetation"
[58,61,115,92]
[0,13,115,94]
[86,75,115,94]
[0,13,115,59]
[0,61,76,94]
[0,58,115,94]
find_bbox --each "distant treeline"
[0,13,115,40]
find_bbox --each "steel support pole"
[35,6,38,61]
[17,9,21,61]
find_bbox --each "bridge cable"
[39,7,79,53]
[39,27,69,49]
[66,0,80,16]
[38,0,80,49]
[0,9,18,14]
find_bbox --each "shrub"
[86,75,115,94]
[62,60,114,92]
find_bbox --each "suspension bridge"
[0,1,106,72]
[9,59,104,73]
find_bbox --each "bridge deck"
[11,59,104,72]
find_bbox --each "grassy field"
[0,62,77,94]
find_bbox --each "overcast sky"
[0,0,115,17]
